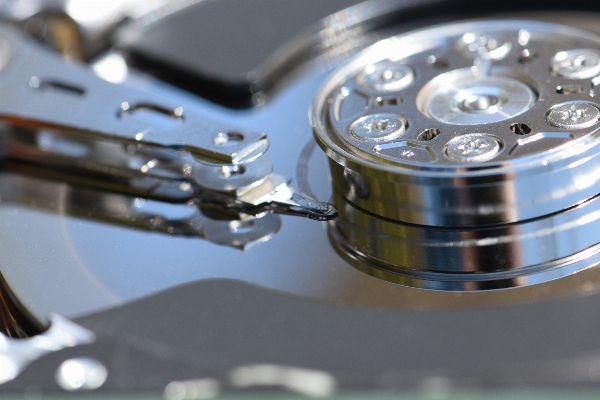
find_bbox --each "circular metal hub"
[311,19,600,290]
[417,68,537,125]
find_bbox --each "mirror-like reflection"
[4,13,600,322]
[0,162,281,251]
[330,188,600,290]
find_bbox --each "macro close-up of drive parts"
[313,20,600,290]
[7,0,600,396]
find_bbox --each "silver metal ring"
[311,19,600,290]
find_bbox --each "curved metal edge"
[328,224,600,291]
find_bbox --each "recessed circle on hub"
[417,68,537,125]
[458,93,500,113]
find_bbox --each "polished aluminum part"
[356,63,415,92]
[350,113,407,141]
[444,133,502,162]
[0,26,268,166]
[545,101,600,130]
[417,68,537,125]
[312,20,600,226]
[0,170,282,250]
[551,49,600,80]
[194,158,273,194]
[329,190,600,290]
[0,315,94,384]
[455,31,514,60]
[312,19,600,288]
[5,12,600,341]
[0,25,335,222]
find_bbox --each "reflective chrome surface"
[311,20,600,288]
[0,25,336,225]
[312,20,600,227]
[4,15,600,321]
[330,189,600,290]
[0,26,268,166]
[0,314,94,384]
[0,168,282,251]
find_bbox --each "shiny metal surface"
[551,49,600,80]
[418,68,537,125]
[0,314,94,385]
[0,25,336,223]
[0,169,282,250]
[3,14,600,320]
[455,31,514,60]
[349,113,407,141]
[0,27,268,166]
[546,101,600,130]
[356,63,415,92]
[444,132,502,162]
[310,19,600,288]
[0,32,354,319]
[329,189,600,290]
[312,20,600,227]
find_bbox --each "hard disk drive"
[5,0,600,398]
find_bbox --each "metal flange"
[312,20,600,227]
[312,19,600,289]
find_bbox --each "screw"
[457,32,512,60]
[349,113,407,142]
[551,49,600,79]
[445,133,502,163]
[357,64,414,92]
[546,102,600,130]
[55,357,107,391]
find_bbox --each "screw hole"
[557,85,584,95]
[376,96,402,106]
[220,165,246,178]
[417,128,441,141]
[214,132,244,147]
[510,123,531,135]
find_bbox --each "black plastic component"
[116,0,365,108]
[114,0,600,108]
